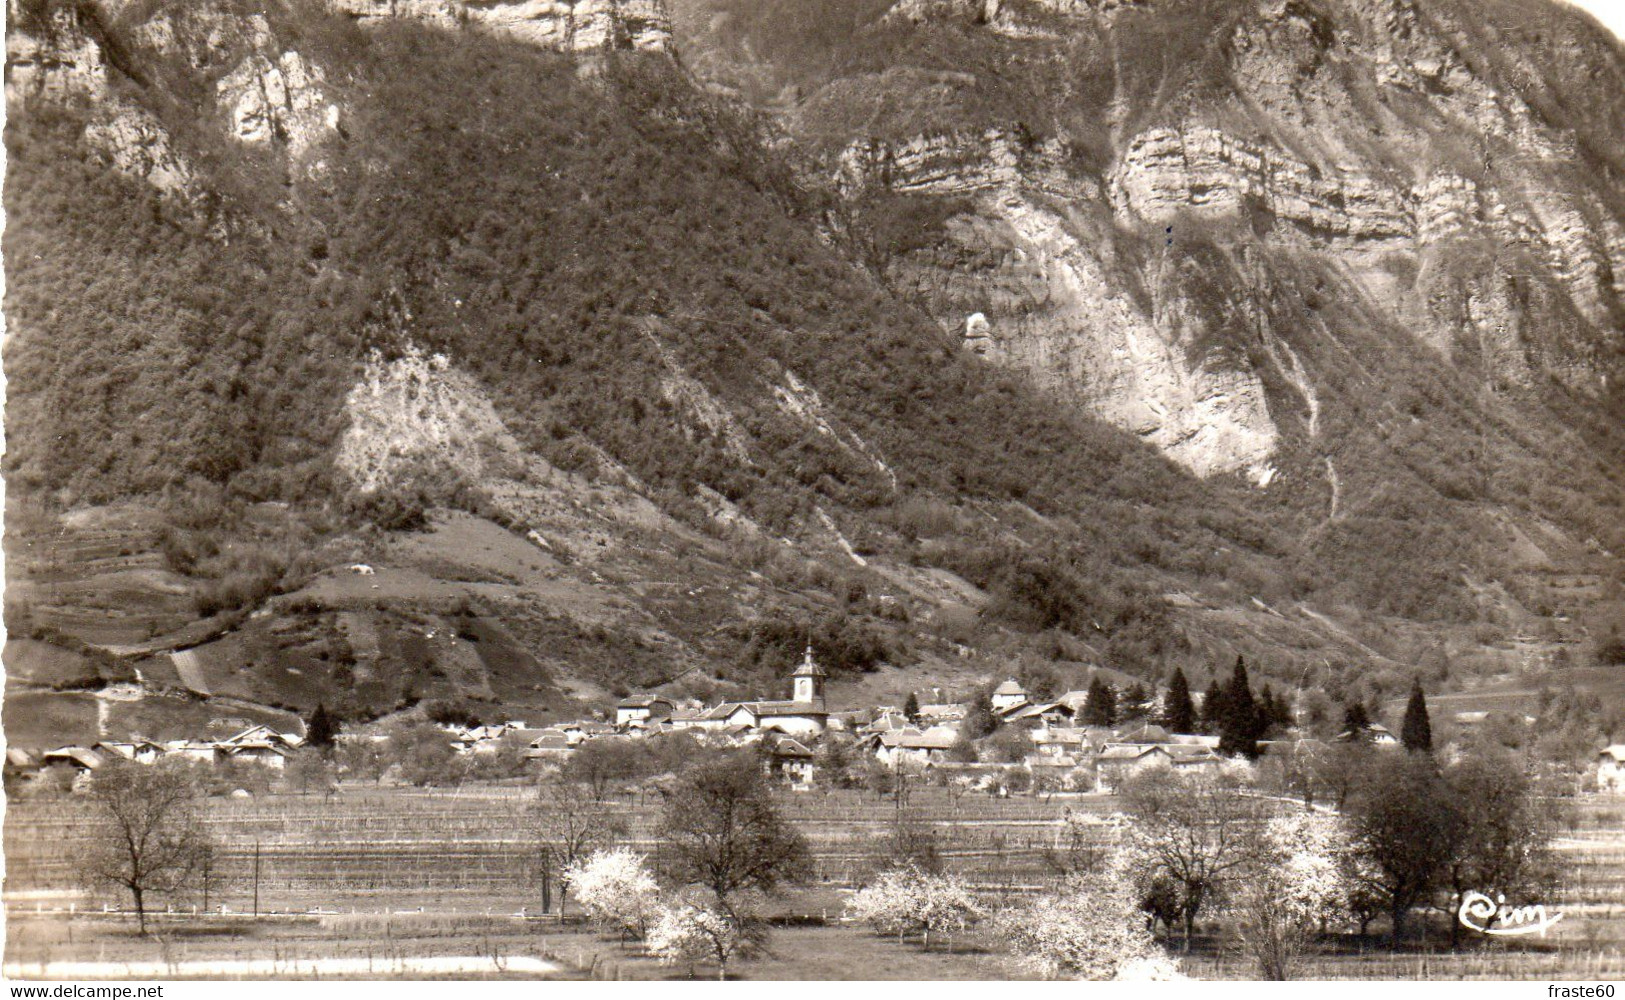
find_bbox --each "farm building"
[1599,746,1625,793]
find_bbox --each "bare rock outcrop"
[327,0,672,53]
[215,17,340,164]
[83,104,196,196]
[337,345,525,494]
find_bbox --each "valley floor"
[5,785,1623,980]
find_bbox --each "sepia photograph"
[2,0,1624,984]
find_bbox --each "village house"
[871,727,959,768]
[92,739,165,765]
[560,721,616,743]
[858,711,913,736]
[1030,725,1088,758]
[1598,745,1625,793]
[615,695,675,728]
[165,740,225,765]
[221,740,291,768]
[1335,722,1402,746]
[219,725,304,750]
[990,679,1028,714]
[761,733,817,789]
[41,746,103,773]
[667,706,710,730]
[1094,743,1223,792]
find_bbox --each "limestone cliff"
[327,0,672,52]
[692,0,1625,488]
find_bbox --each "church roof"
[792,645,827,677]
[750,700,828,718]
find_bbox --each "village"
[12,645,1623,799]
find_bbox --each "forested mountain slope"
[4,0,1621,749]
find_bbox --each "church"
[744,645,830,738]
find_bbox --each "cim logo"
[1457,891,1564,937]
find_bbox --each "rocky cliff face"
[328,0,672,52]
[691,0,1625,489]
[4,0,672,198]
[840,129,1283,481]
[5,2,343,193]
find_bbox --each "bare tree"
[531,775,625,913]
[79,761,215,934]
[1118,763,1268,947]
[562,739,643,801]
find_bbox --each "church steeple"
[792,643,826,705]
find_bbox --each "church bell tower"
[792,643,826,705]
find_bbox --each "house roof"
[6,748,37,768]
[1162,744,1221,761]
[860,712,911,734]
[1600,745,1625,763]
[226,741,291,756]
[766,735,816,758]
[1097,743,1167,762]
[1034,727,1086,745]
[42,746,103,769]
[1027,753,1080,768]
[1168,733,1221,747]
[750,700,827,718]
[876,727,926,747]
[617,695,673,709]
[1115,723,1171,743]
[222,724,297,746]
[1055,690,1092,711]
[896,730,959,751]
[993,680,1026,696]
[529,735,573,752]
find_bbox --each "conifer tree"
[305,703,338,751]
[1342,702,1372,741]
[1081,676,1117,727]
[1123,682,1150,720]
[1161,668,1196,734]
[1218,657,1261,759]
[1400,679,1433,753]
[1199,678,1226,735]
[903,692,921,725]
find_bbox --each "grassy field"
[6,784,1624,979]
